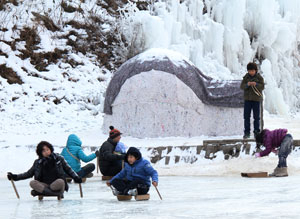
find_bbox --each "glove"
[255,153,261,158]
[73,176,82,184]
[7,172,17,181]
[95,150,100,157]
[120,154,126,160]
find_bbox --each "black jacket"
[14,153,78,191]
[99,138,124,170]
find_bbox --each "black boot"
[243,133,250,139]
[31,190,42,197]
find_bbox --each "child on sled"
[107,147,158,196]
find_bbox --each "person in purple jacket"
[255,128,293,177]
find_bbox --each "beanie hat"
[109,126,122,139]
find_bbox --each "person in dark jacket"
[61,134,98,178]
[99,126,125,176]
[107,147,158,196]
[255,129,293,177]
[240,62,265,139]
[7,141,82,198]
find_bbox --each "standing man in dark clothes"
[99,126,125,176]
[240,62,265,139]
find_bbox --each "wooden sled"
[102,176,113,181]
[117,194,150,201]
[241,172,268,178]
[135,194,150,201]
[37,194,62,201]
[117,195,132,201]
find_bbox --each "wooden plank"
[135,194,150,201]
[117,195,132,201]
[204,139,256,145]
[241,172,268,178]
[102,176,113,180]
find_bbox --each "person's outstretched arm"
[143,160,158,185]
[8,161,36,181]
[78,148,96,162]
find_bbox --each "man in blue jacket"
[107,147,158,196]
[61,134,99,178]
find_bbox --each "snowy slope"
[0,0,119,139]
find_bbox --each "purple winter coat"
[259,129,288,157]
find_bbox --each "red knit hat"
[109,126,122,139]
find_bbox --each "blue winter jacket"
[61,134,96,172]
[110,147,158,186]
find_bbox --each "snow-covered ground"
[1,176,300,218]
[1,112,300,178]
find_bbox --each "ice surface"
[1,176,300,218]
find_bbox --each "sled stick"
[10,180,20,199]
[97,157,99,174]
[79,183,83,198]
[252,85,262,97]
[154,185,162,200]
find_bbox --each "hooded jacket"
[110,147,158,186]
[259,129,288,157]
[13,153,78,191]
[61,134,96,172]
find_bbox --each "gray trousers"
[278,134,293,167]
[30,179,65,193]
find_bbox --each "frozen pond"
[1,175,300,218]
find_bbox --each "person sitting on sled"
[61,134,99,178]
[106,147,158,196]
[7,141,82,199]
[99,126,125,176]
[255,128,293,177]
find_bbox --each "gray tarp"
[104,56,243,115]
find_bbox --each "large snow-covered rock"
[103,49,244,138]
